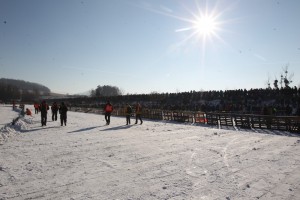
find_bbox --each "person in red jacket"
[104,100,113,125]
[34,103,39,114]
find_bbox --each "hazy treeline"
[0,78,50,102]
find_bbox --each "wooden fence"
[69,107,300,133]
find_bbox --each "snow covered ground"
[0,105,20,127]
[0,104,300,200]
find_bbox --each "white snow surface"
[0,105,20,126]
[0,104,300,200]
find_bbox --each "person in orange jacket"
[104,100,113,125]
[135,102,143,125]
[26,108,32,116]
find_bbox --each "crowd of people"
[53,87,300,116]
[21,100,143,127]
[27,101,69,126]
[13,87,300,128]
[7,87,300,132]
[104,101,143,125]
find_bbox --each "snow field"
[0,105,300,200]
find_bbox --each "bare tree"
[282,64,294,89]
[273,76,279,89]
[265,75,271,89]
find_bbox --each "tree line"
[0,78,50,102]
[0,79,122,103]
[90,85,122,97]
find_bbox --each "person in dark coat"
[40,100,49,126]
[104,100,113,125]
[51,102,59,121]
[125,103,132,125]
[59,102,68,126]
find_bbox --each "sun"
[193,15,218,37]
[175,8,222,43]
[140,0,229,54]
[167,3,227,54]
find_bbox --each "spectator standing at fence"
[125,103,132,125]
[40,100,49,126]
[104,100,113,125]
[51,102,59,121]
[59,102,68,126]
[135,102,143,125]
[285,104,292,116]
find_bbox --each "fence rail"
[69,107,300,133]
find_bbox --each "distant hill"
[0,78,52,102]
[0,78,50,94]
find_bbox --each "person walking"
[125,103,132,125]
[40,100,49,126]
[59,102,68,126]
[104,100,113,125]
[135,102,143,125]
[34,103,39,114]
[51,102,59,121]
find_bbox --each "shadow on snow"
[22,126,62,133]
[68,126,103,133]
[101,125,132,131]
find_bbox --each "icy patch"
[0,116,30,144]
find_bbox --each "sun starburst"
[194,15,218,36]
[139,0,231,58]
[174,4,224,48]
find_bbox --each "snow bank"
[0,105,26,144]
[0,116,32,144]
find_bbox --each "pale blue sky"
[1,0,299,94]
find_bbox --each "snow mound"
[0,116,30,144]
